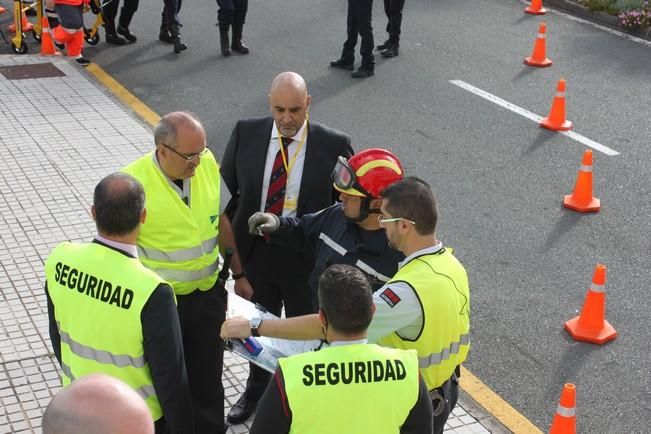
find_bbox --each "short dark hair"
[93,173,145,236]
[317,264,374,335]
[381,177,438,235]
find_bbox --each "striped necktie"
[264,138,294,215]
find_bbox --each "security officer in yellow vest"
[249,264,432,434]
[221,176,470,434]
[45,172,194,434]
[123,111,252,434]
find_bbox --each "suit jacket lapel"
[251,118,275,208]
[297,121,317,215]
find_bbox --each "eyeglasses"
[378,216,416,225]
[163,144,208,162]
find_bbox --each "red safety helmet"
[332,148,404,198]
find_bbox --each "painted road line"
[460,366,543,434]
[449,79,620,156]
[519,0,651,47]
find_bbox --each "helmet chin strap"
[347,197,380,223]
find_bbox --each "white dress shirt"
[259,120,307,217]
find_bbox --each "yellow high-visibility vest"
[123,151,221,295]
[45,241,164,420]
[378,248,470,390]
[280,343,420,434]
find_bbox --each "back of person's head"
[317,264,374,335]
[93,172,145,236]
[42,374,154,434]
[381,176,438,236]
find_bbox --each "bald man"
[43,374,154,434]
[220,71,353,425]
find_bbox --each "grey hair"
[153,117,177,148]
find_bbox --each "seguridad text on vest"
[302,358,407,386]
[53,262,135,310]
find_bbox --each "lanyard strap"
[277,122,308,178]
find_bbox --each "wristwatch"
[250,317,263,337]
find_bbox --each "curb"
[544,0,651,40]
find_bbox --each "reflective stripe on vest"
[418,334,470,369]
[319,232,390,282]
[61,362,75,381]
[153,259,219,282]
[138,237,218,263]
[135,385,157,401]
[59,325,146,368]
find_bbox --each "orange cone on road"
[549,383,576,434]
[565,264,617,344]
[540,79,572,131]
[563,150,600,212]
[40,17,60,56]
[9,10,34,33]
[525,0,547,14]
[525,23,552,67]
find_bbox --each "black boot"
[117,25,137,43]
[351,66,374,78]
[159,24,173,43]
[169,24,187,53]
[105,21,127,45]
[376,38,392,50]
[381,42,399,58]
[231,23,249,54]
[219,24,231,57]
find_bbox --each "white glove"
[248,212,280,235]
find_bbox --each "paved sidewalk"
[0,54,499,434]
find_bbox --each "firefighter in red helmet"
[248,148,406,309]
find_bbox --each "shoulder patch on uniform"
[380,287,401,308]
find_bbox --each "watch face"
[250,317,262,329]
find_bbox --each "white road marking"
[449,79,620,156]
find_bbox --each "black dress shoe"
[329,58,354,70]
[381,44,399,58]
[376,39,392,50]
[226,396,256,425]
[117,25,137,43]
[351,67,374,78]
[106,32,127,45]
[159,27,173,43]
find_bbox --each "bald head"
[43,374,154,434]
[269,72,311,137]
[153,111,204,149]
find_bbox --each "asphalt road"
[4,0,651,431]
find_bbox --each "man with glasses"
[221,176,471,434]
[123,111,250,434]
[247,148,405,310]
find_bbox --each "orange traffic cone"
[540,79,572,131]
[9,10,34,33]
[565,264,617,344]
[40,17,60,56]
[526,0,547,14]
[0,6,7,14]
[563,150,600,212]
[549,383,576,434]
[525,23,552,67]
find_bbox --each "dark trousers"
[383,0,405,42]
[177,284,226,434]
[162,0,182,27]
[217,0,247,26]
[431,373,459,434]
[341,0,374,67]
[241,239,314,403]
[102,0,139,29]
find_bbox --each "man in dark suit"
[220,71,353,425]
